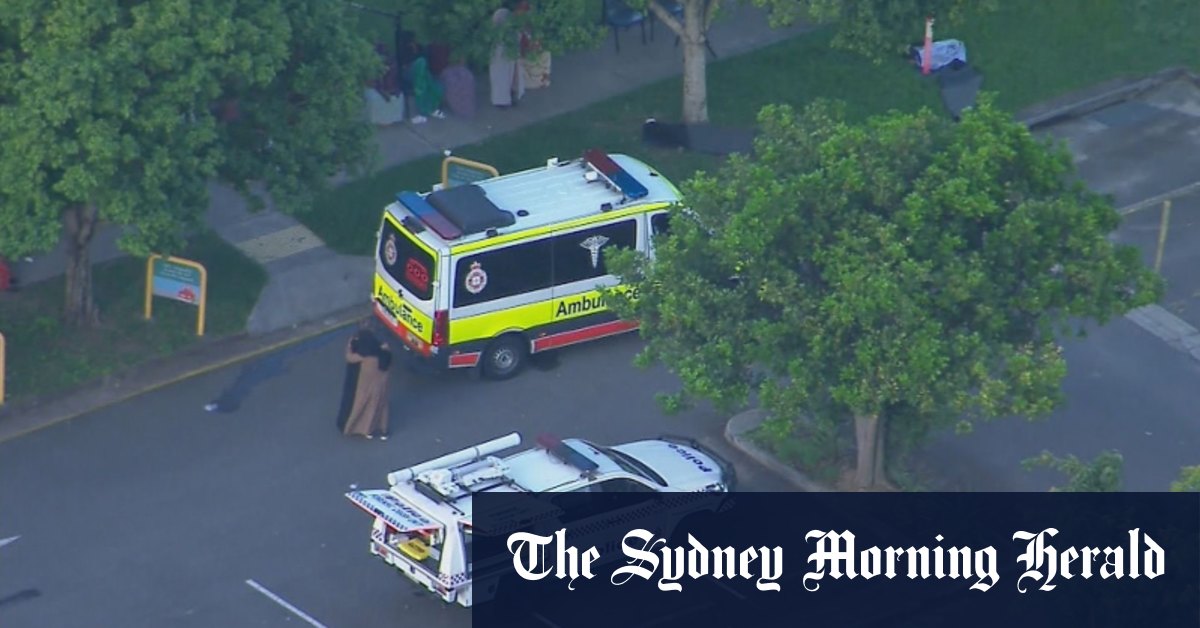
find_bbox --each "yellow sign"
[442,156,499,189]
[144,254,208,336]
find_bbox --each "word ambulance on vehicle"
[344,432,736,608]
[371,149,678,380]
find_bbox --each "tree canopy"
[607,96,1163,489]
[380,0,603,69]
[756,0,997,59]
[0,0,379,324]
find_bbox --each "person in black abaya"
[336,323,370,432]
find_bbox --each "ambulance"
[344,432,737,607]
[370,149,678,379]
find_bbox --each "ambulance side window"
[453,238,553,307]
[651,213,671,237]
[551,219,638,287]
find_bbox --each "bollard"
[1154,199,1172,273]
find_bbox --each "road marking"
[245,579,328,628]
[0,535,20,549]
[1124,305,1200,362]
[234,224,324,264]
[1119,180,1200,215]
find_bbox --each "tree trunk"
[62,203,100,327]
[854,414,887,490]
[680,0,708,124]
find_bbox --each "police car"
[370,149,679,380]
[345,432,737,608]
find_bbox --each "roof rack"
[412,455,520,504]
[397,184,516,241]
[389,433,522,487]
[583,149,648,201]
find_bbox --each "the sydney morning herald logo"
[506,527,1165,593]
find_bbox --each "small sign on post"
[144,255,208,336]
[442,156,499,189]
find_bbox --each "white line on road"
[245,579,328,628]
[0,535,20,549]
[1119,180,1200,215]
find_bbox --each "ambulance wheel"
[481,335,527,380]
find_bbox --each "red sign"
[405,258,429,292]
[177,287,196,304]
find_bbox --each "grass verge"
[0,231,266,404]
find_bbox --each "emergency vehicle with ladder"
[371,149,679,380]
[345,432,736,607]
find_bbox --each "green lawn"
[302,0,1199,255]
[0,232,266,403]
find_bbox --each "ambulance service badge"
[384,233,398,266]
[464,262,488,294]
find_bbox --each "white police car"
[345,432,736,607]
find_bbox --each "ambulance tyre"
[481,334,527,380]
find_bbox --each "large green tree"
[607,97,1162,489]
[628,0,994,124]
[0,0,378,325]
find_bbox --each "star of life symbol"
[580,235,610,269]
[384,234,398,266]
[464,261,488,294]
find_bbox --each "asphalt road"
[920,316,1200,491]
[0,331,794,628]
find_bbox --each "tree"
[377,0,604,69]
[1023,450,1124,492]
[606,96,1162,489]
[0,0,379,325]
[1170,466,1200,492]
[628,0,994,124]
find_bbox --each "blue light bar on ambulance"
[537,434,600,473]
[397,191,463,240]
[583,149,648,200]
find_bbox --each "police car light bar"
[583,149,648,200]
[537,434,600,473]
[397,191,463,240]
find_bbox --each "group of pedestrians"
[336,321,394,441]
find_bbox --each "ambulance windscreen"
[379,218,435,301]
